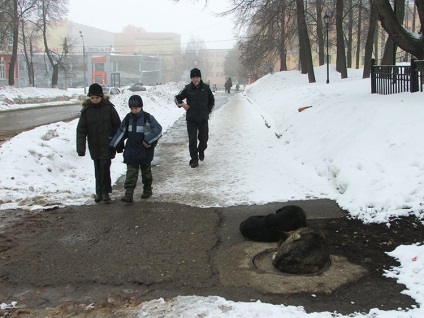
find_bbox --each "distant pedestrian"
[76,83,121,203]
[175,68,215,168]
[110,95,162,203]
[225,77,233,93]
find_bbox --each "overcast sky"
[67,0,237,49]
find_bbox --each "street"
[0,103,81,145]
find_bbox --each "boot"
[189,159,199,168]
[95,192,103,203]
[141,189,152,199]
[121,189,134,203]
[102,192,111,202]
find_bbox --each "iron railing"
[371,59,424,95]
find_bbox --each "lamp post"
[79,31,87,94]
[324,12,330,84]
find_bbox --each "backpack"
[124,111,159,147]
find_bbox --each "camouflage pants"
[124,163,152,191]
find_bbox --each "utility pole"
[79,31,87,94]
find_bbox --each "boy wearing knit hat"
[110,95,162,203]
[76,83,121,203]
[174,68,215,168]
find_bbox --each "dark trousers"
[187,120,208,161]
[93,159,112,195]
[124,163,152,191]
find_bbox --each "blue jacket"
[110,111,162,165]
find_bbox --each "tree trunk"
[374,23,379,62]
[316,0,325,66]
[355,0,363,69]
[375,0,424,60]
[347,0,353,68]
[296,0,316,82]
[336,0,348,78]
[52,63,59,88]
[415,0,424,35]
[381,0,405,65]
[8,0,18,86]
[363,0,378,78]
[21,21,34,86]
[40,0,59,88]
[278,3,288,71]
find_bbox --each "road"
[0,103,81,143]
[0,94,233,144]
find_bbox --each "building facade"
[1,20,230,88]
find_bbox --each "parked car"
[128,83,146,92]
[99,83,108,92]
[107,87,121,95]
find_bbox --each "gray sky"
[67,0,237,49]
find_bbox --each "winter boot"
[102,192,111,203]
[141,189,152,199]
[189,159,199,168]
[95,192,103,203]
[121,189,134,203]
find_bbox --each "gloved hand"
[78,152,85,157]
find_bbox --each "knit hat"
[87,83,104,97]
[190,68,201,78]
[128,95,143,108]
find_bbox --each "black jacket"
[175,80,215,122]
[76,97,121,160]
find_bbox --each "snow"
[1,66,424,316]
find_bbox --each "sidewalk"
[0,199,420,316]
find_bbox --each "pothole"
[216,242,367,294]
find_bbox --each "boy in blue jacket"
[110,95,162,203]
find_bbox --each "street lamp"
[79,31,87,94]
[324,12,330,84]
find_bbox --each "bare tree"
[375,0,424,60]
[181,36,209,79]
[4,0,38,86]
[8,0,19,85]
[20,21,37,86]
[355,0,364,69]
[224,45,248,84]
[336,0,348,78]
[37,0,68,87]
[296,0,316,82]
[363,0,378,78]
[315,0,326,66]
[381,0,405,64]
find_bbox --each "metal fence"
[371,59,424,95]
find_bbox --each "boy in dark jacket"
[76,83,121,203]
[175,68,214,168]
[110,95,162,203]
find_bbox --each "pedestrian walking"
[110,95,162,203]
[175,68,215,168]
[225,77,233,93]
[76,83,121,203]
